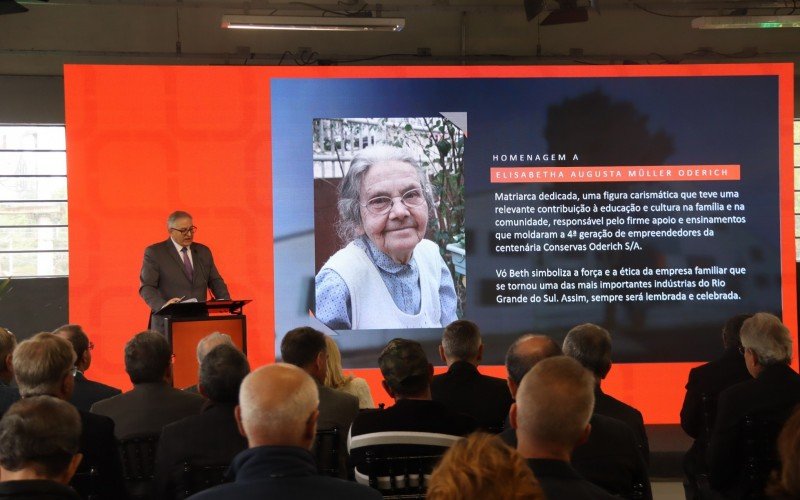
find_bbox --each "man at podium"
[139,210,230,332]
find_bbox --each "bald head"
[237,363,319,449]
[514,356,595,455]
[505,334,562,388]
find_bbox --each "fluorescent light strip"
[221,15,405,32]
[692,15,800,29]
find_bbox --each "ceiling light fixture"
[692,15,800,29]
[221,14,405,32]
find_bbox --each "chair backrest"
[118,434,160,500]
[700,393,716,442]
[314,427,340,477]
[179,462,231,499]
[741,411,790,499]
[364,451,443,499]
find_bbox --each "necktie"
[181,247,194,283]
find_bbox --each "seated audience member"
[348,338,476,485]
[185,332,233,393]
[13,332,126,499]
[0,327,16,386]
[427,432,544,500]
[680,314,753,498]
[154,344,250,500]
[431,320,513,431]
[324,335,375,409]
[512,356,617,500]
[766,406,800,499]
[0,396,83,499]
[187,364,381,500]
[53,324,122,411]
[707,312,800,497]
[91,330,204,439]
[562,323,650,460]
[280,327,359,478]
[501,334,650,499]
[0,327,19,414]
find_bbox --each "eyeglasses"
[739,346,749,355]
[360,188,425,215]
[87,342,95,351]
[70,366,78,377]
[170,226,197,235]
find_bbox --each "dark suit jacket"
[707,363,800,496]
[72,409,128,500]
[90,382,205,439]
[153,402,247,500]
[139,239,230,327]
[0,480,82,500]
[69,372,122,412]
[431,361,513,431]
[501,413,651,499]
[680,347,751,475]
[595,385,649,463]
[527,458,618,500]
[317,383,360,478]
[0,385,20,416]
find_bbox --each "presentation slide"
[64,64,795,423]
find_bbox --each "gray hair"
[336,144,436,243]
[13,333,76,397]
[197,332,233,363]
[740,312,792,366]
[167,210,192,230]
[0,396,81,478]
[239,363,319,445]
[442,320,482,362]
[505,334,562,386]
[562,323,612,379]
[516,356,595,448]
[199,344,250,404]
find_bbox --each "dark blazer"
[0,385,20,416]
[501,413,650,499]
[187,446,382,500]
[154,402,247,500]
[680,347,751,477]
[527,458,618,500]
[69,372,122,412]
[90,382,205,439]
[317,384,360,478]
[431,361,513,431]
[0,480,82,500]
[72,409,128,500]
[139,239,230,324]
[595,385,649,463]
[707,363,800,496]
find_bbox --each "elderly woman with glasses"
[315,144,457,331]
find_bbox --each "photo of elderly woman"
[313,117,465,331]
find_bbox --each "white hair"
[740,312,792,366]
[196,332,233,362]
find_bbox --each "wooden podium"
[154,300,250,389]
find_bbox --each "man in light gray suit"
[139,210,230,332]
[280,327,359,479]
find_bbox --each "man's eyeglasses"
[360,188,425,215]
[70,366,78,377]
[87,342,95,351]
[739,346,749,355]
[170,226,197,235]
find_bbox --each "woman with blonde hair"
[427,433,544,500]
[324,335,375,409]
